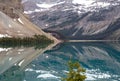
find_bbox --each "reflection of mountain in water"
[0,43,57,81]
[0,42,120,81]
[0,66,24,81]
[26,42,120,81]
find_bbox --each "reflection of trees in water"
[0,66,25,81]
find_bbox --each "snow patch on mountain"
[73,0,94,6]
[36,1,65,8]
[23,0,120,15]
[72,0,116,13]
[0,48,11,52]
[0,34,11,38]
[72,0,117,7]
[8,24,12,28]
[23,0,120,14]
[18,18,24,24]
[24,9,45,14]
[36,3,55,8]
[24,11,34,14]
[24,1,66,14]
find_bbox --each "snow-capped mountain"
[23,0,119,14]
[23,0,120,40]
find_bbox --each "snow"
[24,11,34,14]
[95,2,110,7]
[18,18,24,24]
[35,9,41,12]
[73,0,94,6]
[60,69,116,80]
[46,55,49,58]
[86,73,111,80]
[9,57,13,61]
[86,69,112,80]
[23,0,119,15]
[25,69,60,79]
[0,34,6,38]
[25,68,34,71]
[8,24,12,28]
[0,34,11,38]
[36,1,65,9]
[72,0,110,7]
[24,9,45,14]
[36,3,55,8]
[37,74,59,79]
[24,1,66,14]
[0,48,11,52]
[45,24,49,27]
[72,0,114,13]
[35,70,49,73]
[18,60,25,66]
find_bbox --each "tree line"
[0,35,54,49]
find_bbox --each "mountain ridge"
[23,0,120,40]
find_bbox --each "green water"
[0,42,120,81]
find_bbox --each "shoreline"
[67,40,120,42]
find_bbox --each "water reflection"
[26,42,120,81]
[0,42,57,81]
[0,66,24,81]
[0,42,120,81]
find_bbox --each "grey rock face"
[23,0,120,40]
[0,0,23,18]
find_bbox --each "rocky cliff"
[23,0,120,40]
[0,0,23,18]
[0,0,58,42]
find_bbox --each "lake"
[0,42,120,81]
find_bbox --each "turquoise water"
[0,42,120,81]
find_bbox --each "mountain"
[0,0,58,42]
[23,0,120,40]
